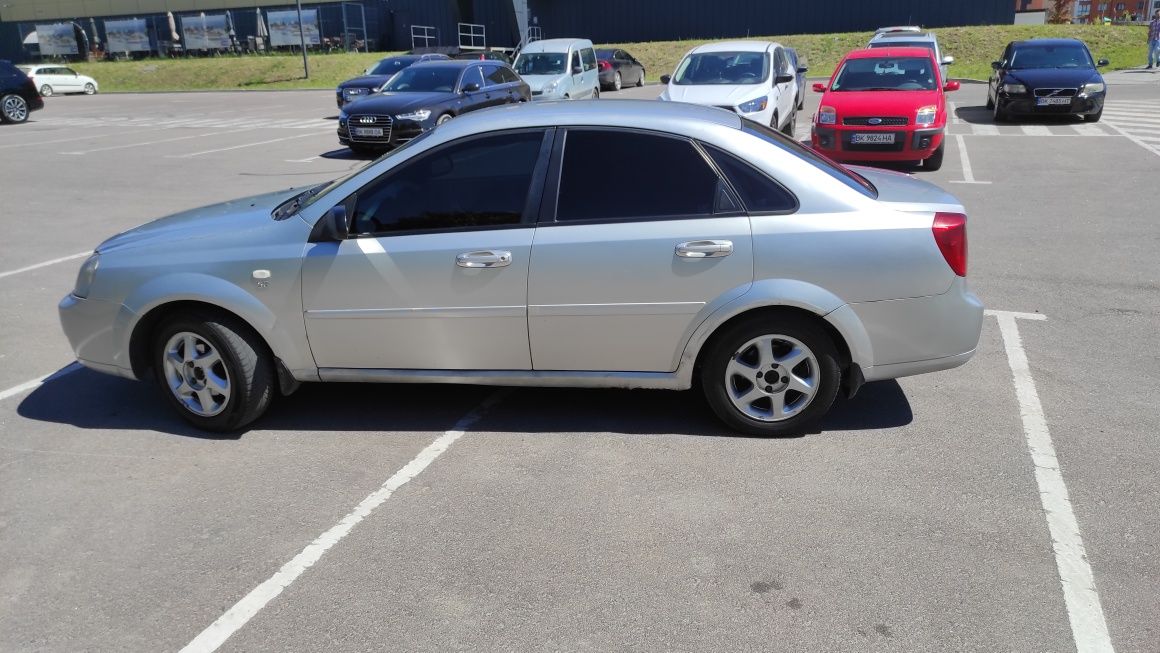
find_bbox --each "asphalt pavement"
[1,79,1157,652]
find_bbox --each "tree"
[1049,0,1075,23]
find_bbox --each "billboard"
[267,10,320,47]
[182,14,231,50]
[35,23,78,56]
[105,18,150,52]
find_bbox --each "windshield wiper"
[272,184,326,220]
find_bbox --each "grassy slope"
[70,24,1146,93]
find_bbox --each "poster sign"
[35,23,78,56]
[105,19,150,52]
[182,14,231,50]
[267,10,320,47]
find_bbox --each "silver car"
[59,100,983,436]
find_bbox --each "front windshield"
[369,57,414,76]
[831,56,937,91]
[673,51,769,85]
[380,66,460,93]
[514,52,566,76]
[1009,44,1093,69]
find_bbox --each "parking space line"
[949,135,991,185]
[1020,125,1053,136]
[987,310,1114,653]
[167,131,331,159]
[0,251,90,280]
[0,127,172,151]
[60,128,258,155]
[179,389,509,653]
[969,123,1000,136]
[0,363,82,403]
[949,101,962,125]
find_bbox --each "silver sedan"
[59,100,983,435]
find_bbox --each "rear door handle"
[676,240,733,258]
[456,250,512,268]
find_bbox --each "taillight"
[932,212,967,277]
[598,60,611,71]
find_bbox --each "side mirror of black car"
[461,82,480,93]
[796,65,808,74]
[775,74,794,84]
[660,74,671,84]
[310,205,350,243]
[1097,58,1109,67]
[991,61,1002,70]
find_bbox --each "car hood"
[1005,67,1100,88]
[850,166,964,213]
[522,74,569,91]
[338,75,393,90]
[344,91,453,113]
[825,89,941,115]
[96,188,304,254]
[662,83,769,106]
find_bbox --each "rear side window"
[704,146,797,214]
[742,121,877,198]
[483,65,506,86]
[498,67,520,83]
[556,129,719,221]
[581,47,597,71]
[460,65,485,90]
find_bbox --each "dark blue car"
[335,53,450,108]
[987,38,1108,123]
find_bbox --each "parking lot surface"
[1,81,1158,651]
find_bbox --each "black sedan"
[338,60,530,153]
[0,59,43,124]
[988,38,1108,123]
[596,49,645,91]
[335,53,450,108]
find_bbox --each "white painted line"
[948,101,962,125]
[1071,123,1109,136]
[0,363,83,402]
[0,251,90,280]
[1101,110,1160,121]
[949,134,992,185]
[179,389,509,653]
[988,310,1114,653]
[286,156,321,163]
[1103,120,1160,158]
[0,127,173,151]
[60,127,257,155]
[167,131,330,158]
[1020,124,1053,136]
[970,123,1000,136]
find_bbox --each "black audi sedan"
[338,60,530,153]
[335,53,450,108]
[0,60,43,124]
[987,38,1108,123]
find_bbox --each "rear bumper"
[812,126,945,161]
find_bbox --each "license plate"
[1036,97,1071,106]
[851,132,895,144]
[353,127,384,137]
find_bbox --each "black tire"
[700,313,841,437]
[992,99,1009,123]
[152,311,274,432]
[592,87,600,99]
[985,93,995,110]
[613,72,622,91]
[636,69,645,87]
[39,84,53,97]
[0,93,29,123]
[782,109,796,137]
[923,141,946,171]
[1083,110,1102,123]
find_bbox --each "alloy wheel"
[84,83,96,95]
[724,334,819,422]
[162,331,232,417]
[2,95,28,122]
[39,85,52,97]
[614,72,622,91]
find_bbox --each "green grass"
[68,24,1148,93]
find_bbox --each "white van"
[513,38,600,100]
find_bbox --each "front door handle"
[456,250,512,268]
[676,240,733,258]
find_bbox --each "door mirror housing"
[774,74,794,84]
[941,55,955,65]
[812,82,827,92]
[991,60,1003,70]
[796,65,808,74]
[461,82,480,93]
[943,80,961,92]
[1097,58,1109,67]
[660,74,671,84]
[309,205,350,243]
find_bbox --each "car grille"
[531,90,542,96]
[843,116,908,126]
[346,114,393,143]
[1034,88,1078,97]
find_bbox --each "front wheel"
[701,314,841,436]
[781,109,796,137]
[152,311,274,432]
[923,142,946,171]
[992,99,1009,123]
[592,87,600,100]
[636,69,645,87]
[436,113,453,126]
[83,83,96,95]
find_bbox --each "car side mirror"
[461,82,480,93]
[942,55,955,65]
[812,82,827,92]
[991,61,1003,70]
[572,65,583,75]
[1097,58,1109,67]
[796,65,808,73]
[309,205,350,243]
[660,74,671,84]
[775,74,794,84]
[943,80,961,92]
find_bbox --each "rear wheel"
[613,72,622,91]
[781,110,796,137]
[593,87,600,99]
[39,84,53,97]
[992,99,1009,123]
[923,142,946,171]
[701,314,841,437]
[985,93,995,110]
[0,94,29,123]
[636,69,645,86]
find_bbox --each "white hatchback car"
[17,65,99,96]
[659,41,800,136]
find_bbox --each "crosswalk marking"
[1101,99,1160,157]
[970,124,999,136]
[1020,124,1052,136]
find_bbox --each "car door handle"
[456,250,512,268]
[676,240,733,258]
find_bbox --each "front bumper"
[997,92,1104,116]
[812,125,945,161]
[338,115,427,150]
[58,293,136,380]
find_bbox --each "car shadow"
[954,104,1085,126]
[320,148,377,161]
[18,369,912,439]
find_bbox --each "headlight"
[73,254,99,299]
[915,105,938,126]
[1002,83,1027,94]
[397,109,431,121]
[737,95,768,114]
[542,80,559,94]
[817,106,836,125]
[1082,81,1105,94]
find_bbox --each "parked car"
[338,60,529,153]
[785,47,808,110]
[513,38,600,100]
[16,64,98,97]
[58,100,982,436]
[596,48,646,91]
[453,49,511,64]
[811,47,959,170]
[0,60,43,123]
[659,41,800,136]
[987,38,1107,123]
[868,28,953,86]
[336,53,450,108]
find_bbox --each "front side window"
[831,56,937,91]
[483,65,507,87]
[351,131,545,236]
[556,130,719,221]
[582,48,597,71]
[498,67,521,84]
[673,51,770,85]
[381,66,460,93]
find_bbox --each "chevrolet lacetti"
[59,101,983,435]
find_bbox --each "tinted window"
[381,66,459,92]
[570,51,581,72]
[369,57,415,75]
[1009,43,1093,69]
[515,52,566,75]
[351,131,544,236]
[483,64,507,86]
[832,56,937,91]
[705,146,797,214]
[673,51,769,85]
[498,67,520,83]
[556,130,719,221]
[582,48,597,71]
[741,121,877,198]
[460,65,485,90]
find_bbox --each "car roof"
[520,38,593,52]
[871,31,936,43]
[1012,38,1087,47]
[875,25,923,34]
[691,40,778,54]
[410,59,507,69]
[846,46,937,60]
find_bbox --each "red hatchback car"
[811,47,959,170]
